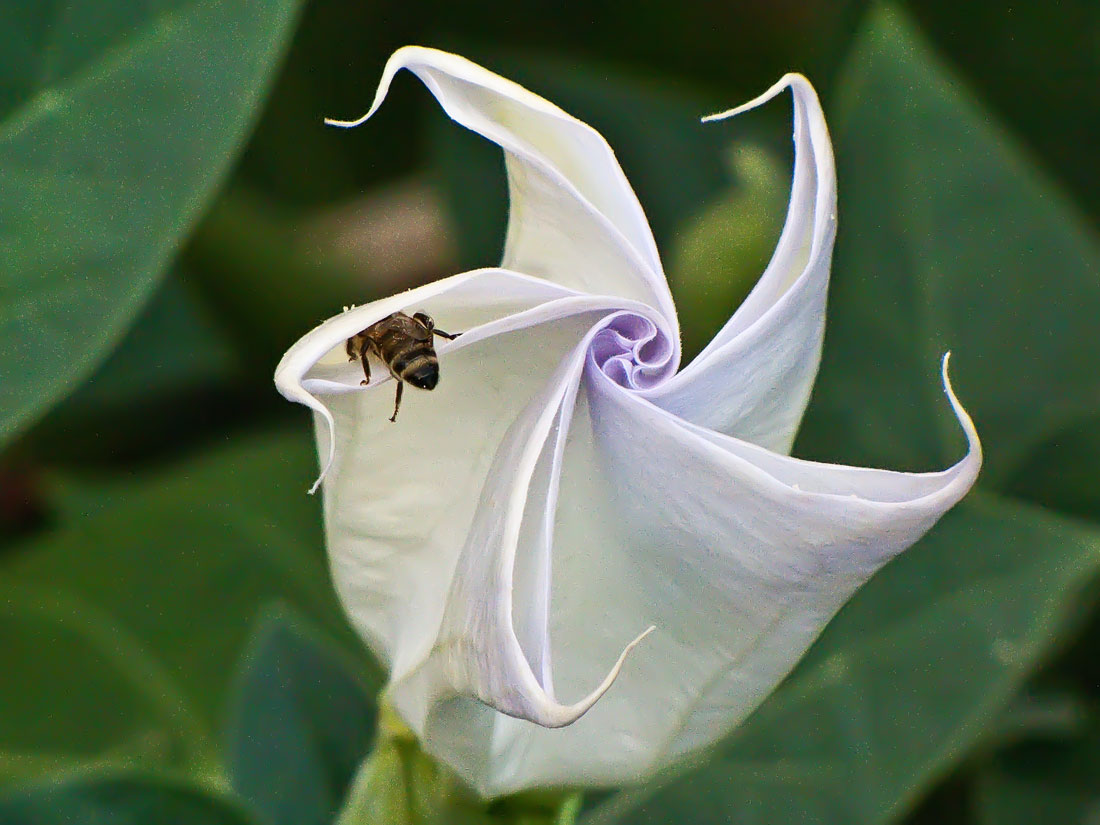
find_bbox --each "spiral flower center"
[587,311,676,390]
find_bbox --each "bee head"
[412,312,435,333]
[406,361,439,391]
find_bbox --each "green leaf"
[795,3,1100,489]
[1000,411,1100,523]
[666,142,788,360]
[0,587,205,786]
[987,684,1090,748]
[975,714,1100,825]
[43,274,242,417]
[0,0,303,447]
[4,428,369,728]
[905,1,1100,222]
[226,608,379,825]
[583,494,1100,825]
[0,772,258,825]
[27,273,244,463]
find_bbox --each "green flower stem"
[336,705,582,825]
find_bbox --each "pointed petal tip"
[323,46,437,129]
[537,625,656,729]
[701,72,816,123]
[940,351,983,469]
[323,46,487,130]
[307,405,336,495]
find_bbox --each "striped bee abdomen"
[372,318,440,390]
[391,348,439,390]
[347,310,460,422]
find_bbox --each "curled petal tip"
[623,625,657,659]
[701,72,816,123]
[323,47,466,131]
[939,351,983,467]
[310,409,337,495]
[538,625,656,729]
[324,110,377,128]
[940,350,957,403]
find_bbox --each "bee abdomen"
[390,349,432,376]
[389,344,440,390]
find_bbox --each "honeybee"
[346,311,460,422]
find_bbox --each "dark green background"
[2,1,1098,823]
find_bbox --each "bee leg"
[433,328,461,341]
[389,381,403,423]
[358,351,371,387]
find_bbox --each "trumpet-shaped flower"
[275,47,980,797]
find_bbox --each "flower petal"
[311,304,615,665]
[280,56,983,799]
[647,74,836,454]
[276,268,667,739]
[325,46,679,345]
[450,355,979,795]
[388,324,655,733]
[275,268,579,491]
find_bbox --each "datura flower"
[275,47,980,796]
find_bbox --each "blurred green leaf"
[0,587,206,786]
[427,107,505,271]
[4,428,369,727]
[907,1,1100,223]
[1000,411,1100,524]
[226,607,379,825]
[0,0,303,447]
[796,3,1100,490]
[975,713,1100,825]
[27,274,244,463]
[988,684,1090,748]
[585,494,1100,825]
[0,772,258,825]
[666,143,788,359]
[45,275,242,417]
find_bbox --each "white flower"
[275,47,980,797]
